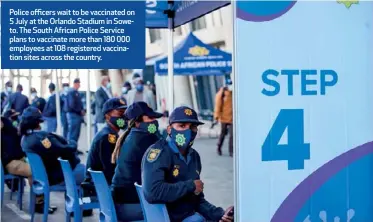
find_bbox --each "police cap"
[125,101,163,120]
[102,98,128,115]
[21,106,44,122]
[169,106,204,125]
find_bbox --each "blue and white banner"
[235,1,373,221]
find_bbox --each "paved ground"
[1,125,233,222]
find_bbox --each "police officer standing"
[7,84,29,116]
[142,106,234,222]
[1,81,13,113]
[43,83,60,132]
[30,88,46,112]
[61,83,70,138]
[111,101,163,221]
[64,78,85,148]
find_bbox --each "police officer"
[111,101,163,221]
[7,84,29,116]
[3,109,20,128]
[64,78,85,145]
[20,107,85,213]
[30,88,46,112]
[85,98,127,185]
[1,81,13,113]
[142,106,234,222]
[43,83,60,132]
[61,83,70,138]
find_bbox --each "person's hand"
[219,206,234,222]
[194,180,204,194]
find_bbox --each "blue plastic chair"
[134,183,170,222]
[58,158,99,222]
[1,160,25,209]
[88,168,118,222]
[26,152,66,222]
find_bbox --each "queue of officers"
[1,77,234,222]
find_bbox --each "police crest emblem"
[184,109,193,116]
[41,138,51,149]
[147,148,161,162]
[173,168,179,177]
[108,134,116,144]
[119,99,126,105]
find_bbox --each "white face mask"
[63,87,69,93]
[31,93,37,99]
[227,85,233,91]
[6,87,12,93]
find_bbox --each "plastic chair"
[1,160,25,209]
[134,183,170,222]
[58,158,99,222]
[26,152,66,222]
[88,168,118,222]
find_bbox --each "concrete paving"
[1,126,233,222]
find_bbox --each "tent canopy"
[146,0,230,28]
[154,32,232,76]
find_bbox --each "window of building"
[190,17,207,31]
[149,29,162,43]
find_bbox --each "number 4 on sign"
[262,109,310,170]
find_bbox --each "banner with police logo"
[234,1,373,221]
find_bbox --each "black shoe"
[70,210,93,217]
[217,149,222,156]
[35,204,56,214]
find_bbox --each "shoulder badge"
[41,138,52,149]
[147,148,161,162]
[173,168,179,177]
[108,134,117,144]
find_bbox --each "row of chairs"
[1,153,170,222]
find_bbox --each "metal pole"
[55,69,62,135]
[86,70,92,150]
[28,69,32,99]
[167,3,174,112]
[1,69,4,90]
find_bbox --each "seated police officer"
[142,106,234,222]
[20,107,86,211]
[84,98,127,186]
[3,109,20,128]
[111,101,163,221]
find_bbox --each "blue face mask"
[6,87,12,93]
[170,128,197,151]
[122,87,128,94]
[136,84,144,92]
[63,87,69,93]
[139,120,159,134]
[106,82,111,89]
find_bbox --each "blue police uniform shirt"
[111,128,160,204]
[85,124,118,184]
[21,130,80,185]
[1,117,25,169]
[142,138,225,222]
[42,94,62,117]
[8,92,29,115]
[31,97,46,112]
[63,89,83,114]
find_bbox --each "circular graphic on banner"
[237,1,297,22]
[271,142,373,222]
